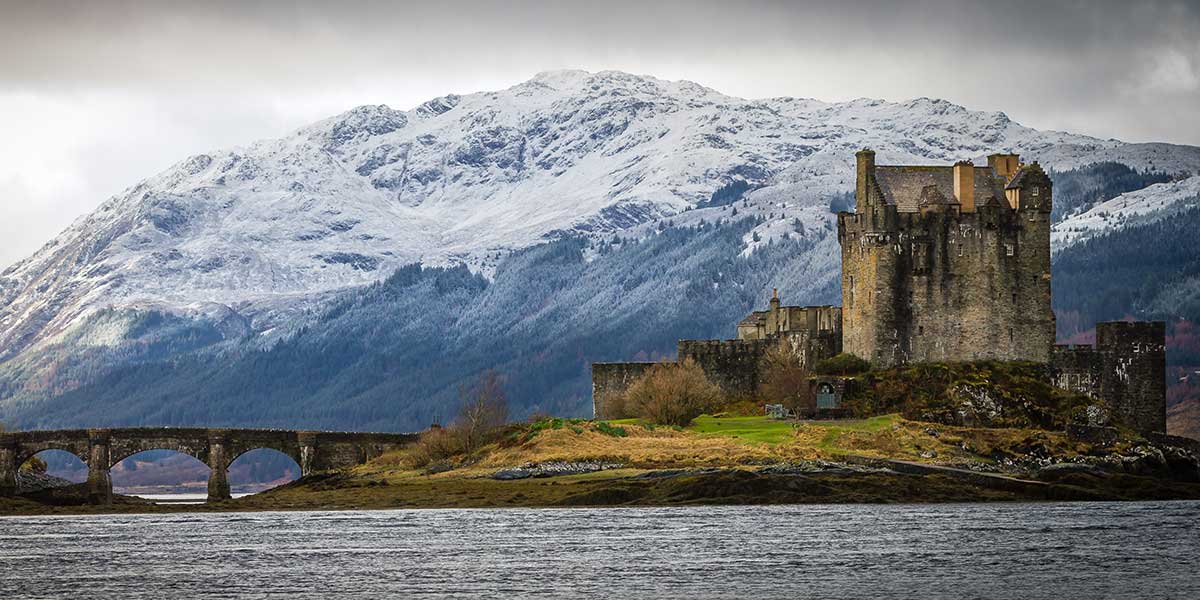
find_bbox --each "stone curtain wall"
[591,362,656,419]
[1050,321,1167,434]
[1050,345,1102,398]
[677,339,773,397]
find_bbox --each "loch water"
[1,501,1198,599]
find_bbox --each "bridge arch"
[15,443,90,471]
[108,438,210,470]
[110,449,212,497]
[227,448,302,494]
[21,449,89,484]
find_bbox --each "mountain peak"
[527,69,594,89]
[303,104,409,149]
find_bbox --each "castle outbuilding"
[592,150,1167,435]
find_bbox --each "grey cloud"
[0,0,1197,268]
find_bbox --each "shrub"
[595,422,628,437]
[406,426,463,469]
[622,358,725,426]
[814,353,872,376]
[20,456,47,474]
[405,370,511,467]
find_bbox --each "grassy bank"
[6,413,1198,516]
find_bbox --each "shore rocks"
[492,461,624,480]
[16,471,74,494]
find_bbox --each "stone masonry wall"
[1050,321,1167,435]
[591,362,656,419]
[1050,345,1102,397]
[677,339,774,397]
[1097,321,1166,435]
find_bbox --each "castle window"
[1009,327,1014,342]
[1012,293,1017,304]
[1005,243,1014,256]
[1031,186,1040,197]
[957,244,963,257]
[918,325,924,336]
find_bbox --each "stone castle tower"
[836,149,1056,367]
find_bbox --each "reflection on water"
[1,501,1198,599]
[130,493,255,505]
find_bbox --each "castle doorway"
[816,383,837,409]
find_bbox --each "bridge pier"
[207,430,231,502]
[0,437,17,497]
[299,431,317,476]
[86,430,112,505]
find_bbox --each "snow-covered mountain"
[1052,175,1200,252]
[2,69,1200,431]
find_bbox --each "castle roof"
[917,184,958,207]
[1005,165,1041,190]
[874,165,1006,212]
[738,311,767,327]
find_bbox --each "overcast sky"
[2,0,1198,269]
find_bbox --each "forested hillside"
[1049,162,1172,222]
[13,218,837,430]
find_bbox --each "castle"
[592,150,1166,435]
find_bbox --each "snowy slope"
[1051,176,1200,253]
[3,69,1200,361]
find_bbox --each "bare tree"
[454,370,509,453]
[759,343,815,414]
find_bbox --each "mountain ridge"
[2,69,1199,433]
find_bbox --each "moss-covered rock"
[841,361,1094,430]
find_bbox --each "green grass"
[810,414,899,433]
[688,415,797,444]
[688,413,902,446]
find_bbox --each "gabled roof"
[738,311,767,327]
[1005,165,1044,190]
[874,165,1007,212]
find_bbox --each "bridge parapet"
[0,427,418,505]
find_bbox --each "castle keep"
[592,150,1167,434]
[839,150,1055,366]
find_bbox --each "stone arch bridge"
[0,428,418,504]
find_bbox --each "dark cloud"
[1,0,1198,267]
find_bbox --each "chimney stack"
[987,153,1020,181]
[953,160,975,212]
[855,149,876,212]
